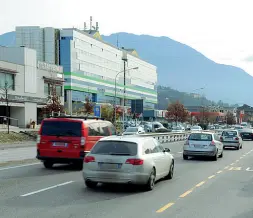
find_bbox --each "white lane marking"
[21,181,74,197]
[0,163,40,171]
[246,167,253,172]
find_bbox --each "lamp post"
[114,67,138,127]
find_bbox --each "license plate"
[98,163,122,169]
[194,145,203,148]
[52,142,68,147]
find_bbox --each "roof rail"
[49,115,105,120]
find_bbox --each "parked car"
[122,126,145,135]
[36,117,116,169]
[183,132,223,161]
[83,136,174,190]
[171,126,185,133]
[239,128,253,141]
[190,125,202,132]
[220,130,242,150]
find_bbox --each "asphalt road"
[1,141,253,218]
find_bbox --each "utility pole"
[4,82,9,134]
[122,49,128,132]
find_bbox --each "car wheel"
[183,154,188,160]
[145,168,156,191]
[212,151,218,161]
[165,161,174,180]
[43,161,53,169]
[236,146,240,150]
[219,151,223,158]
[73,161,83,170]
[85,180,98,189]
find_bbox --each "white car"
[190,125,202,132]
[171,126,185,133]
[122,126,145,135]
[83,136,174,190]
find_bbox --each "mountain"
[1,31,252,105]
[102,33,253,105]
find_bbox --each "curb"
[0,159,39,168]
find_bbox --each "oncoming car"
[83,136,174,191]
[183,132,223,161]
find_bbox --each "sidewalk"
[0,141,36,150]
[0,147,36,164]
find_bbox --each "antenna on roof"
[90,16,92,31]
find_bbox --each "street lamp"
[114,67,138,128]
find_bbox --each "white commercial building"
[60,28,157,113]
[0,46,64,128]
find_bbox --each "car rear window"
[222,131,237,136]
[41,120,82,137]
[91,141,137,156]
[189,133,212,141]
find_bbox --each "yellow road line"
[217,170,223,174]
[196,181,206,187]
[156,202,175,213]
[208,175,215,179]
[180,189,193,198]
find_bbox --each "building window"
[0,72,15,90]
[56,86,62,97]
[44,83,63,97]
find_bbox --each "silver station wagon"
[83,136,174,191]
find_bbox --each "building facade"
[59,28,157,114]
[0,46,64,127]
[16,26,60,65]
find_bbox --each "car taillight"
[125,159,144,165]
[210,141,216,146]
[220,136,223,141]
[37,135,41,144]
[84,156,95,163]
[235,137,239,140]
[80,137,86,148]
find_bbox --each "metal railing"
[0,116,19,128]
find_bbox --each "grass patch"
[0,131,37,144]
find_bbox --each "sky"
[1,0,253,75]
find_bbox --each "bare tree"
[42,79,63,117]
[0,81,13,134]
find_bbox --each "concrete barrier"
[137,132,190,144]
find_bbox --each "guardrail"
[137,132,191,144]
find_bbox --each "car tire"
[219,151,223,158]
[236,146,240,150]
[165,161,174,180]
[145,168,156,191]
[183,154,188,160]
[85,180,98,189]
[73,161,83,170]
[43,161,53,169]
[212,151,218,161]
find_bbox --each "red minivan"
[36,117,116,169]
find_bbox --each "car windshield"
[125,127,138,133]
[189,133,212,141]
[91,141,138,156]
[172,127,181,130]
[41,121,82,137]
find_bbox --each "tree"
[226,111,236,125]
[84,96,94,115]
[101,104,114,122]
[42,81,63,117]
[0,81,13,134]
[167,101,189,124]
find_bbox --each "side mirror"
[163,148,170,153]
